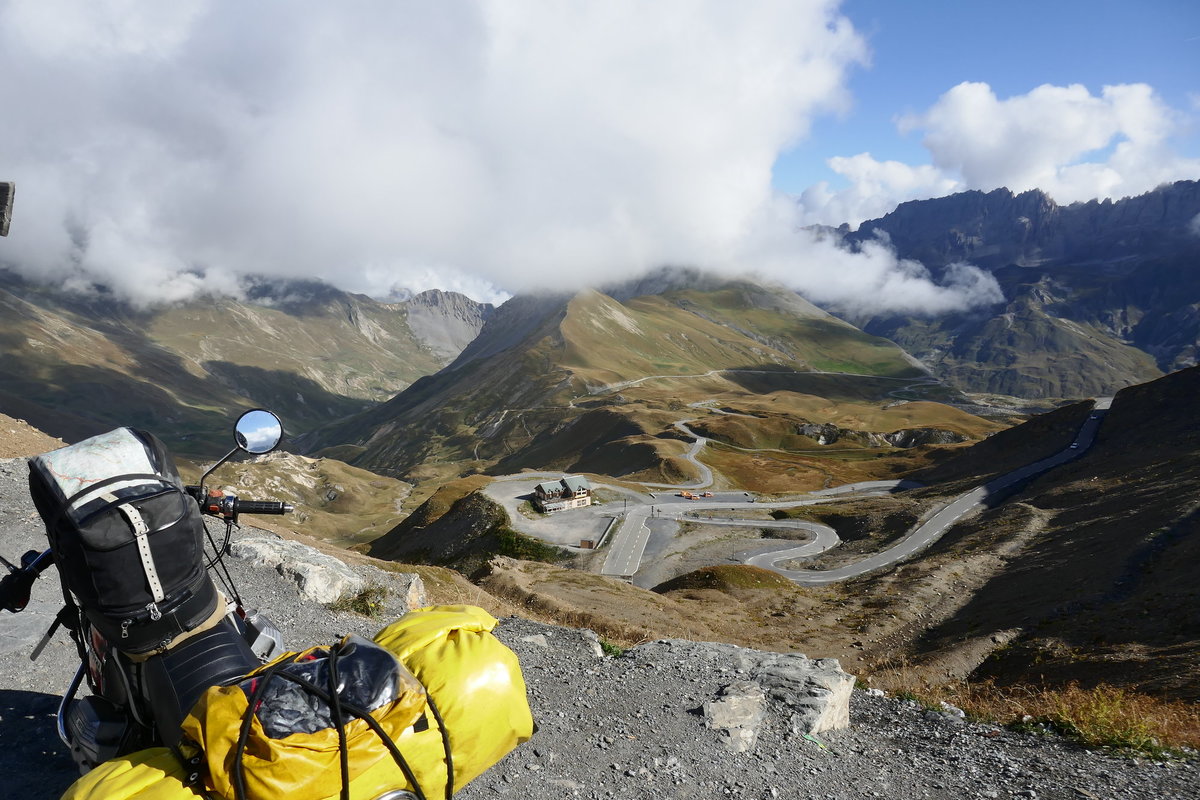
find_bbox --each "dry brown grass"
[958,682,1200,756]
[482,575,659,648]
[701,439,928,492]
[0,412,65,457]
[871,669,1200,758]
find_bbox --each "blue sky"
[776,0,1200,199]
[1,1,1196,309]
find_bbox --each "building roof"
[562,475,591,492]
[535,480,563,495]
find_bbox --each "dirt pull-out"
[0,413,64,459]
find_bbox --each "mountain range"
[3,181,1195,474]
[1,180,1198,709]
[297,273,995,491]
[0,272,491,455]
[831,180,1200,398]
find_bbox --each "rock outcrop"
[231,536,365,603]
[650,638,856,737]
[405,288,495,361]
[797,422,966,448]
[231,535,426,610]
[843,181,1200,270]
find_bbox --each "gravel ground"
[0,457,1196,800]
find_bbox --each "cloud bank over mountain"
[0,1,1078,315]
[801,81,1200,227]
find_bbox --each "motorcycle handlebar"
[0,570,35,613]
[185,486,292,518]
[234,499,293,516]
[0,551,48,613]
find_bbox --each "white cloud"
[802,81,1200,227]
[799,154,961,227]
[744,220,1004,316]
[0,1,1000,316]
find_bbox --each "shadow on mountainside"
[0,360,231,450]
[202,361,374,427]
[721,365,927,403]
[904,368,1200,699]
[0,353,377,456]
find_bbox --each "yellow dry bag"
[61,605,534,800]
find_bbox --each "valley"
[448,368,1198,702]
[1,181,1197,711]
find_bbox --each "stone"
[754,654,855,734]
[360,564,426,613]
[231,536,363,604]
[703,680,767,753]
[580,628,605,658]
[627,639,855,735]
[391,571,427,613]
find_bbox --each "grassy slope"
[904,365,1200,698]
[181,452,416,549]
[557,285,924,385]
[147,295,444,403]
[323,280,983,495]
[0,288,244,450]
[874,284,1164,399]
[0,283,455,457]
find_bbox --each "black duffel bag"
[28,427,219,655]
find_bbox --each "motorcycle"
[1,410,534,800]
[0,409,293,774]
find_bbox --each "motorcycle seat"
[141,615,259,748]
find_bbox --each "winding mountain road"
[601,498,842,577]
[637,421,714,490]
[601,400,1109,581]
[589,367,933,397]
[492,388,1110,586]
[749,399,1111,585]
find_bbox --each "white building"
[533,475,592,513]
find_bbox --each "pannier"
[28,427,219,655]
[63,605,536,800]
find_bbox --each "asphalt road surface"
[502,399,1109,586]
[638,421,714,490]
[750,401,1110,585]
[600,495,843,578]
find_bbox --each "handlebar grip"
[0,570,36,613]
[234,500,293,515]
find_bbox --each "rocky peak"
[844,180,1200,271]
[404,289,496,362]
[444,292,569,370]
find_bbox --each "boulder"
[359,563,428,615]
[629,639,855,740]
[231,536,364,604]
[752,653,855,733]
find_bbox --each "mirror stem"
[198,446,239,498]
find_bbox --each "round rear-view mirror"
[234,409,284,454]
